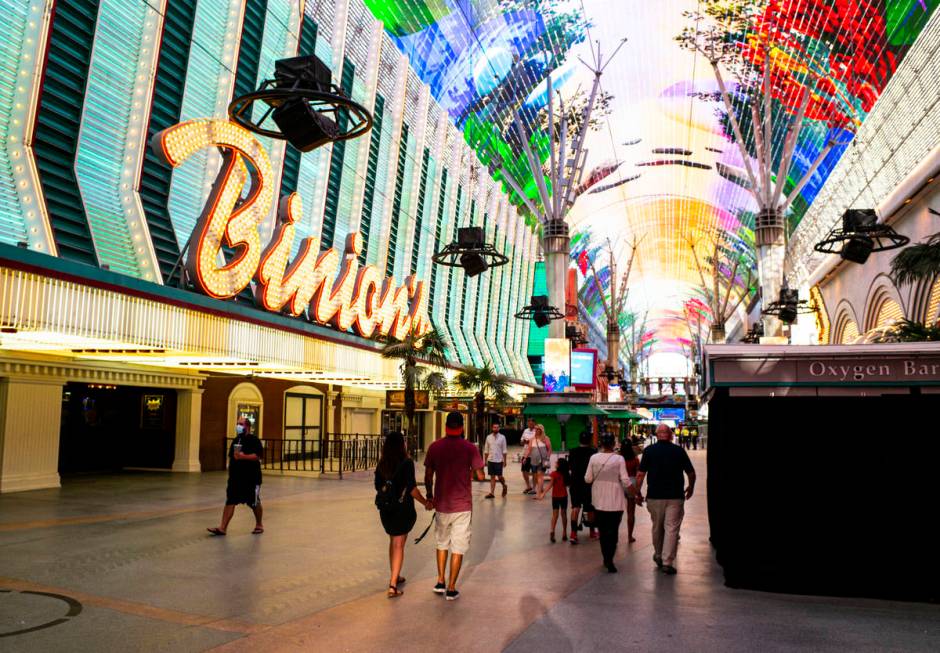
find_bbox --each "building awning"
[524,403,608,416]
[603,409,644,420]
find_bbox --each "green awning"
[603,409,644,420]
[523,403,608,416]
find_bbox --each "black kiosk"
[704,343,940,602]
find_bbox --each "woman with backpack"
[374,431,433,598]
[523,424,552,499]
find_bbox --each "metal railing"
[225,433,388,478]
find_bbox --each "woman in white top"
[585,432,634,573]
[523,424,552,500]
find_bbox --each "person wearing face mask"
[208,416,264,535]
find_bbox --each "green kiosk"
[522,392,608,451]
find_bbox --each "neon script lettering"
[153,120,430,339]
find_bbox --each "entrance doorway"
[59,384,177,473]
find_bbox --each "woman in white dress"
[585,432,635,572]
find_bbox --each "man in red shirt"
[424,412,485,601]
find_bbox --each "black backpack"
[375,462,407,511]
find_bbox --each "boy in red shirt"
[549,458,570,542]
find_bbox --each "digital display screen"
[652,408,685,423]
[607,384,621,403]
[543,338,571,392]
[570,349,596,387]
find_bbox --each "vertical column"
[0,377,65,493]
[172,387,204,472]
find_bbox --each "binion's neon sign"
[153,120,430,339]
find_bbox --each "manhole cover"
[0,590,82,638]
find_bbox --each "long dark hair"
[556,457,570,484]
[620,438,637,461]
[377,431,407,479]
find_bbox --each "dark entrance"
[705,344,940,602]
[59,384,177,473]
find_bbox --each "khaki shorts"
[435,510,472,554]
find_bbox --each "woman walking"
[585,433,634,573]
[374,431,432,597]
[621,438,640,543]
[523,424,552,499]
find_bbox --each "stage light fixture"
[515,294,563,326]
[432,226,507,275]
[228,55,372,153]
[761,284,814,325]
[814,208,908,264]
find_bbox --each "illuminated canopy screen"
[366,2,940,371]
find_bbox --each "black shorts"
[551,496,569,510]
[569,484,593,511]
[226,480,261,507]
[487,461,504,476]
[521,457,532,473]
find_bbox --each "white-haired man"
[635,423,695,575]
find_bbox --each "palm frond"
[876,319,940,342]
[422,371,448,394]
[415,327,450,367]
[891,233,940,286]
[380,336,411,360]
[454,367,480,391]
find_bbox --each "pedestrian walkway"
[0,450,937,652]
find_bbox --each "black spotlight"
[778,303,798,325]
[840,235,875,264]
[228,55,373,153]
[814,208,909,264]
[433,226,507,275]
[460,252,489,277]
[515,295,563,327]
[272,100,339,152]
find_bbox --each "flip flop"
[252,527,264,534]
[207,528,226,536]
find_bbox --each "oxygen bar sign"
[153,120,430,340]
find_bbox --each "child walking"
[549,458,570,542]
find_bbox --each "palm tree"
[891,234,940,287]
[875,319,940,343]
[380,326,449,440]
[454,362,513,446]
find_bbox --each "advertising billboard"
[543,338,571,392]
[570,348,597,388]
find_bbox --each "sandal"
[207,527,226,536]
[387,585,403,598]
[397,576,406,585]
[252,527,264,534]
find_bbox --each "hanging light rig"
[432,226,509,277]
[515,295,565,328]
[813,209,909,264]
[760,282,815,326]
[227,55,373,152]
